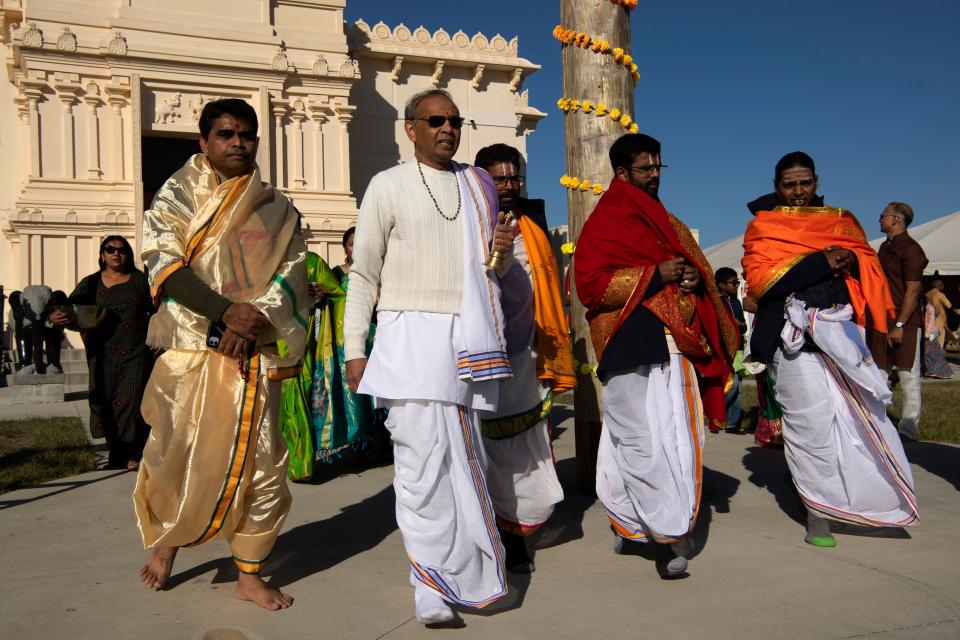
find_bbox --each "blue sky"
[346,1,959,247]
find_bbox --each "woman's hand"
[49,310,71,327]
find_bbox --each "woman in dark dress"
[52,236,155,470]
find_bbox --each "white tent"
[704,210,960,277]
[703,233,745,275]
[870,210,960,276]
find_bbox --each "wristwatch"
[895,321,905,328]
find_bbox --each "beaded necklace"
[417,161,461,221]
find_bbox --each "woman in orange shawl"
[742,152,917,549]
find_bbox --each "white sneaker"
[414,582,454,626]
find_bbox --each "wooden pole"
[560,0,635,492]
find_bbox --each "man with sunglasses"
[574,133,737,578]
[134,98,309,610]
[344,89,514,625]
[715,267,747,429]
[473,144,574,573]
[871,202,927,442]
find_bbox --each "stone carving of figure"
[22,22,43,48]
[155,92,182,124]
[13,285,65,374]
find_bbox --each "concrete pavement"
[1,406,959,640]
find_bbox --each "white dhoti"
[598,353,704,543]
[350,163,511,609]
[773,299,919,527]
[481,350,564,535]
[384,399,506,607]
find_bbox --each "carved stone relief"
[312,53,328,76]
[339,58,359,78]
[108,31,128,56]
[22,23,43,48]
[272,47,291,72]
[56,27,77,52]
[154,92,182,124]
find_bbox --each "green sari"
[278,255,375,480]
[315,265,375,458]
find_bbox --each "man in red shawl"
[742,152,918,549]
[575,134,737,579]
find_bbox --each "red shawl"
[574,179,738,429]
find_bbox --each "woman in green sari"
[279,233,376,480]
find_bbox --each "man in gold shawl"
[474,144,575,574]
[134,99,309,610]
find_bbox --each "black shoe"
[654,545,688,579]
[499,526,534,573]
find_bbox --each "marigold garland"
[560,242,575,255]
[551,25,641,82]
[608,0,638,10]
[560,175,605,196]
[557,97,640,134]
[572,355,599,378]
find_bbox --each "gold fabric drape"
[134,154,309,570]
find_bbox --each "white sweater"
[344,161,466,361]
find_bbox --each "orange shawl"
[517,214,576,393]
[742,206,894,333]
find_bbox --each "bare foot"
[139,547,178,590]
[235,573,293,611]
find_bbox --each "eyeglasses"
[492,175,525,187]
[628,164,667,176]
[414,115,465,129]
[103,246,127,255]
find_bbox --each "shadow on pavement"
[163,485,398,590]
[534,456,595,552]
[687,465,741,560]
[904,441,960,491]
[0,469,130,510]
[459,572,532,617]
[741,446,805,524]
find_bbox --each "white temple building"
[0,0,546,297]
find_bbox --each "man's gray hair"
[887,201,915,227]
[404,89,455,121]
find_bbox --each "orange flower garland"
[560,175,606,196]
[551,25,640,82]
[557,97,640,134]
[609,0,638,10]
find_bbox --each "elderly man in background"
[344,89,513,625]
[871,202,928,441]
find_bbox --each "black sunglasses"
[414,115,465,129]
[103,246,128,255]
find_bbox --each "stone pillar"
[20,74,46,178]
[271,98,288,189]
[82,82,103,180]
[308,97,328,190]
[331,99,356,192]
[289,106,307,190]
[53,75,82,180]
[105,78,131,182]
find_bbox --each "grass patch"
[0,417,96,494]
[737,378,960,443]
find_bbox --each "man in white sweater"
[344,89,514,626]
